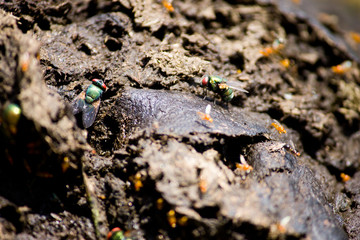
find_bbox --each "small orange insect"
[131,172,143,191]
[271,122,286,134]
[197,104,213,123]
[156,198,164,210]
[236,155,253,173]
[97,194,106,200]
[21,62,29,72]
[340,173,351,182]
[177,216,188,226]
[291,0,301,5]
[276,223,286,233]
[331,60,352,74]
[61,156,70,173]
[276,216,291,233]
[279,58,291,68]
[259,47,275,57]
[260,38,285,57]
[199,178,208,193]
[350,31,360,43]
[162,0,174,12]
[236,163,253,172]
[20,53,30,72]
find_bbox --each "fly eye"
[201,76,208,86]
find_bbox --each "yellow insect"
[271,122,287,134]
[156,198,164,210]
[61,156,70,173]
[178,216,188,226]
[131,172,143,191]
[162,0,174,12]
[167,210,177,228]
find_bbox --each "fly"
[201,75,248,102]
[71,79,107,128]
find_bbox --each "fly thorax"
[209,80,219,92]
[85,85,102,103]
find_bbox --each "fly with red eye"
[71,79,107,128]
[200,75,248,102]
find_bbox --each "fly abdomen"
[219,87,234,102]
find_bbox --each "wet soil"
[0,0,360,239]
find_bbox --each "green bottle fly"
[107,227,131,240]
[2,103,21,136]
[201,75,247,102]
[71,79,106,128]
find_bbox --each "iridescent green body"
[107,228,132,240]
[85,83,104,103]
[71,79,107,128]
[108,230,125,240]
[2,103,21,135]
[202,75,234,102]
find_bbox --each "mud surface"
[1,0,360,239]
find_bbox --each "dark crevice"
[153,25,167,41]
[102,17,127,38]
[282,116,322,158]
[229,51,245,70]
[78,43,92,55]
[232,221,270,239]
[195,206,220,219]
[326,164,356,182]
[267,109,322,159]
[266,107,285,121]
[104,37,123,51]
[334,111,360,137]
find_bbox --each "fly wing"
[226,81,249,93]
[82,100,100,128]
[205,104,211,115]
[71,91,86,115]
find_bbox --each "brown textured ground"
[0,0,360,239]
